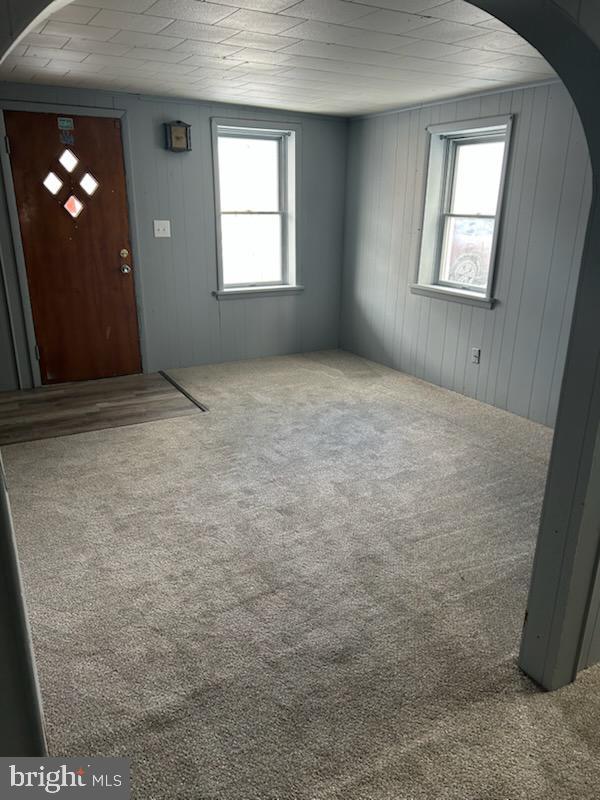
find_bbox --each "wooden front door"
[5,111,141,384]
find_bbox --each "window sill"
[213,285,304,300]
[410,283,496,309]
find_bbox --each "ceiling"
[0,0,556,115]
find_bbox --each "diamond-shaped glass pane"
[80,172,98,196]
[64,195,83,219]
[43,172,63,195]
[59,149,78,173]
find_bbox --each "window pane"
[59,149,78,173]
[221,214,282,286]
[451,140,505,216]
[218,136,279,212]
[80,172,99,196]
[43,172,63,195]
[440,216,495,290]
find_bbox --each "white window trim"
[211,117,302,298]
[411,114,514,309]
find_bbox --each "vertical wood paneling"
[0,83,347,388]
[0,258,17,391]
[341,81,591,427]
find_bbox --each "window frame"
[211,118,300,297]
[412,115,513,309]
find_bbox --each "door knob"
[120,264,132,274]
[120,248,129,258]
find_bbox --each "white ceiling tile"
[458,30,525,52]
[181,53,244,68]
[5,66,44,80]
[110,30,184,48]
[144,0,235,25]
[470,65,548,82]
[279,0,373,24]
[242,62,287,72]
[198,76,250,87]
[21,32,71,48]
[391,39,464,58]
[277,49,467,84]
[123,46,188,62]
[145,59,199,73]
[25,46,89,61]
[159,19,239,41]
[91,9,173,32]
[42,20,120,40]
[244,88,315,100]
[424,0,492,25]
[224,31,300,50]
[49,4,100,24]
[63,37,133,55]
[28,61,71,74]
[185,66,234,79]
[97,63,160,76]
[345,9,437,36]
[484,54,555,74]
[437,47,508,65]
[474,18,515,34]
[386,53,479,76]
[170,39,244,56]
[6,45,27,57]
[83,52,160,68]
[224,48,292,64]
[208,0,299,11]
[279,52,395,76]
[216,9,304,34]
[75,0,156,10]
[279,20,421,50]
[3,56,51,69]
[506,42,543,58]
[278,67,381,87]
[404,19,484,42]
[279,39,415,65]
[51,58,105,72]
[341,0,451,10]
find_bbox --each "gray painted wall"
[0,82,347,389]
[341,80,591,427]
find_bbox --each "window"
[413,116,512,308]
[212,120,299,295]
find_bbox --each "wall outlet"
[153,219,171,238]
[472,347,481,365]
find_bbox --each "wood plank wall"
[341,81,591,427]
[0,83,347,390]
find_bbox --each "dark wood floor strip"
[0,372,202,447]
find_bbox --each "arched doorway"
[468,0,600,692]
[1,0,600,757]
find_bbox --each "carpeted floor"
[3,350,600,799]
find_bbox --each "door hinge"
[34,344,40,361]
[4,135,10,155]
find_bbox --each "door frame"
[0,100,146,388]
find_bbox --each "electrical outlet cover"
[154,219,171,238]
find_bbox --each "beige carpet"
[3,350,600,799]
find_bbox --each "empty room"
[1,0,600,798]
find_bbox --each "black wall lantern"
[164,120,192,152]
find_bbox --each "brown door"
[5,110,141,384]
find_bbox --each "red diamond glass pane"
[64,195,83,219]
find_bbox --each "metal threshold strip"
[158,371,209,412]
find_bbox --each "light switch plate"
[154,219,171,238]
